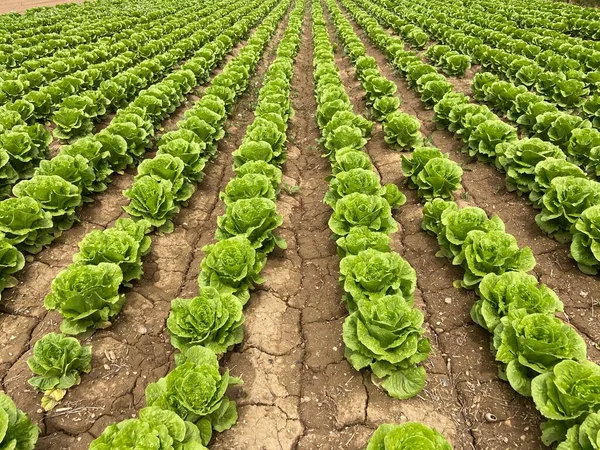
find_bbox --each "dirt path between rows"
[0,7,294,448]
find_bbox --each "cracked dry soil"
[2,3,600,450]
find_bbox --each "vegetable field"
[1,0,600,449]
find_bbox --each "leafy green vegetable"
[0,197,54,254]
[401,147,446,188]
[382,111,423,150]
[123,177,178,232]
[44,262,124,335]
[336,225,391,258]
[493,311,586,397]
[198,236,265,304]
[536,176,600,243]
[215,197,284,253]
[0,392,39,450]
[145,346,241,444]
[532,360,600,421]
[471,272,563,333]
[556,412,600,450]
[339,249,416,310]
[366,422,452,450]
[73,218,151,284]
[422,199,458,236]
[437,206,505,259]
[415,158,463,201]
[571,205,600,275]
[89,406,208,450]
[530,158,586,209]
[343,295,430,399]
[167,286,244,354]
[220,174,276,206]
[13,175,82,231]
[329,192,398,237]
[27,333,92,411]
[454,230,536,288]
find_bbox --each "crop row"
[312,0,433,401]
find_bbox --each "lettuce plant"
[13,175,82,231]
[471,272,563,333]
[220,174,276,206]
[325,168,404,208]
[533,360,600,423]
[339,249,416,310]
[557,412,600,450]
[0,236,25,295]
[336,225,391,258]
[401,147,446,188]
[372,95,401,121]
[215,197,285,253]
[382,111,423,150]
[44,262,125,335]
[343,295,430,399]
[494,138,565,196]
[329,192,398,237]
[493,311,586,397]
[145,346,241,446]
[454,230,536,288]
[198,236,265,304]
[571,205,600,275]
[167,286,244,354]
[232,141,275,167]
[123,177,178,232]
[437,206,505,259]
[136,154,194,203]
[415,158,463,201]
[89,406,208,450]
[468,119,518,161]
[0,393,39,450]
[234,161,282,190]
[536,176,600,243]
[331,148,373,175]
[157,138,207,183]
[36,154,96,198]
[0,197,54,254]
[27,333,92,410]
[422,199,458,236]
[529,158,586,209]
[366,422,452,450]
[73,218,151,284]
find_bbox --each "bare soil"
[0,0,83,14]
[1,2,600,450]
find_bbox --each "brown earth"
[2,1,600,450]
[0,0,83,14]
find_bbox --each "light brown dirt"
[0,0,83,14]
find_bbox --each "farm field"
[1,0,600,449]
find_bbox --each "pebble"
[444,297,452,304]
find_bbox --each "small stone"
[435,327,444,334]
[444,297,452,304]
